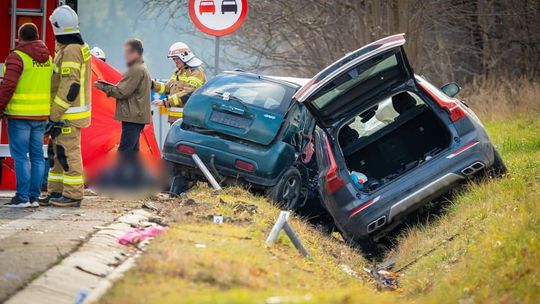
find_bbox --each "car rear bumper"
[162,122,297,187]
[329,128,498,240]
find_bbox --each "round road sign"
[189,0,248,36]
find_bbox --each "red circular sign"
[189,0,248,36]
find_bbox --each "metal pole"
[41,0,47,42]
[214,36,220,76]
[283,222,310,257]
[192,153,222,191]
[266,211,311,258]
[10,0,17,49]
[266,211,290,243]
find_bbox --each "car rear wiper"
[214,91,248,112]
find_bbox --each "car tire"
[268,167,302,210]
[489,148,507,177]
[163,161,192,194]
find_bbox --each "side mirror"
[441,82,461,97]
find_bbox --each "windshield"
[195,74,295,115]
[312,53,399,110]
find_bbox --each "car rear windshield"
[311,52,399,110]
[195,74,296,115]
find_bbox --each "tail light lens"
[235,159,255,172]
[177,144,195,155]
[323,135,344,193]
[418,79,468,122]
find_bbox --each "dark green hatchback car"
[162,72,317,208]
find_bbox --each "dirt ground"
[0,193,141,302]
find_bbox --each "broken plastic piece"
[118,226,168,246]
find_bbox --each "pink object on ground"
[118,226,168,245]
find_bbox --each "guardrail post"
[192,153,222,191]
[266,211,310,258]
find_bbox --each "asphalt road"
[0,193,140,302]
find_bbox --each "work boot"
[37,192,62,206]
[50,196,82,207]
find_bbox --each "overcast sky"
[79,0,230,78]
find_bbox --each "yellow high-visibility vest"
[5,50,52,116]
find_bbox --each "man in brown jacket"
[94,39,151,169]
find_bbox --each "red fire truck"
[0,0,69,189]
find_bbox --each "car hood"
[183,95,286,146]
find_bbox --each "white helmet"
[91,46,107,61]
[167,42,203,67]
[49,5,80,36]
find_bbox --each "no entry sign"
[189,0,248,36]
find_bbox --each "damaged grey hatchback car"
[295,34,506,249]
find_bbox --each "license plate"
[210,111,252,129]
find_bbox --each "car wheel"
[268,167,302,210]
[489,148,507,177]
[163,161,192,194]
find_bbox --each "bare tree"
[143,0,540,83]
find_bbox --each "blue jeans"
[7,118,46,201]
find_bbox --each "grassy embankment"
[101,79,539,303]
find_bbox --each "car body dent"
[307,34,502,241]
[163,72,314,189]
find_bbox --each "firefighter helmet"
[91,46,107,61]
[49,5,80,36]
[167,42,203,67]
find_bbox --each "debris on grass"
[142,201,159,212]
[363,266,401,291]
[339,264,362,280]
[118,226,168,246]
[265,294,313,304]
[213,215,224,224]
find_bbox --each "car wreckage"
[162,72,318,209]
[163,34,506,249]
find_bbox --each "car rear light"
[235,159,255,172]
[446,140,479,159]
[323,135,344,193]
[418,79,468,122]
[349,196,381,217]
[177,144,195,155]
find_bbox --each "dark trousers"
[110,121,146,189]
[118,121,145,154]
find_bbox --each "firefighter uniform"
[152,66,205,123]
[47,43,92,201]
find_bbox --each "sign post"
[214,36,220,75]
[188,0,248,75]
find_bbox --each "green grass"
[100,117,539,304]
[392,117,540,303]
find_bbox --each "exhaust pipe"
[461,161,485,176]
[367,216,386,233]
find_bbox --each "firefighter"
[151,42,206,123]
[37,5,91,207]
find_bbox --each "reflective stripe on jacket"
[50,43,92,128]
[5,50,52,117]
[152,66,206,121]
